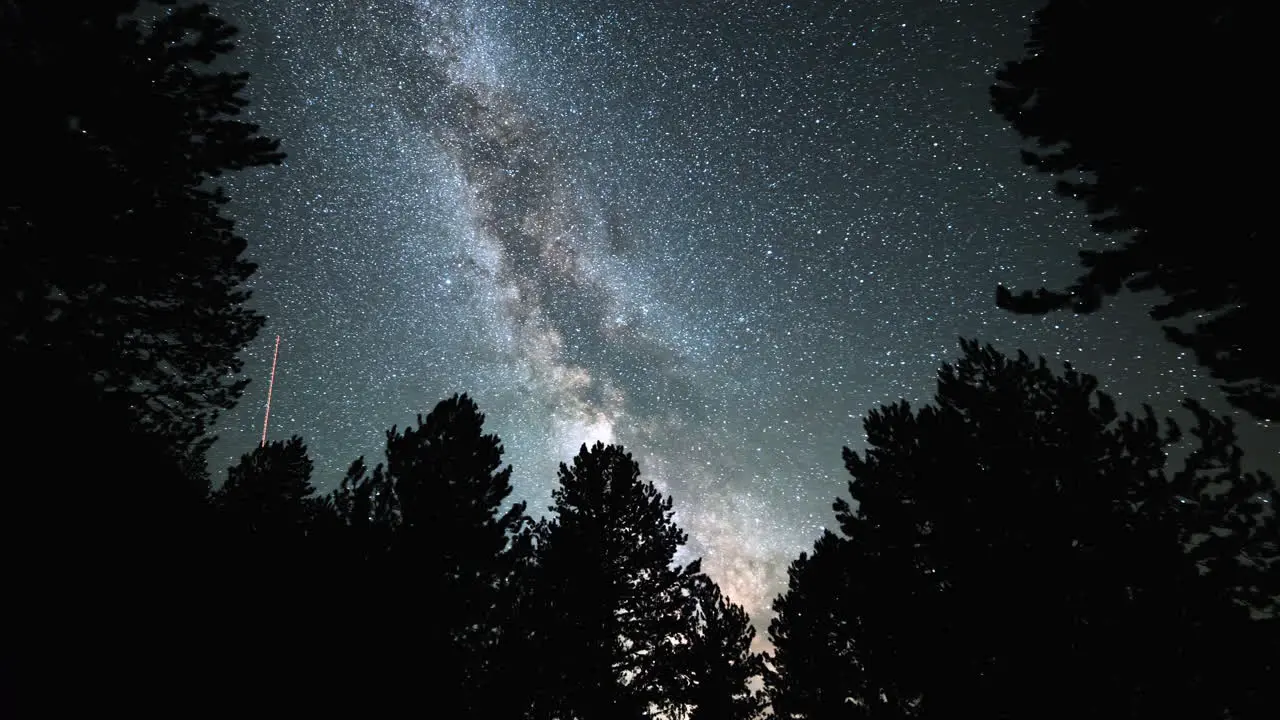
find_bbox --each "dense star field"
[209,0,1274,625]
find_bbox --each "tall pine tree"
[990,1,1274,420]
[331,394,527,716]
[1,0,283,456]
[208,434,330,610]
[680,575,766,720]
[212,435,322,541]
[767,340,1277,719]
[201,436,342,713]
[488,514,551,719]
[765,531,893,720]
[535,441,702,720]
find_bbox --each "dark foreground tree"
[767,340,1278,719]
[490,515,552,719]
[203,436,337,696]
[211,436,328,541]
[6,350,221,716]
[764,531,890,720]
[534,442,703,719]
[332,394,528,716]
[990,2,1275,420]
[0,0,283,456]
[680,575,767,720]
[332,454,398,561]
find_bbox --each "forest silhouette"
[2,1,1274,718]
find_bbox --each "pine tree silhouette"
[488,514,552,720]
[990,1,1275,420]
[209,435,328,615]
[332,454,398,561]
[535,441,703,720]
[1,0,284,458]
[329,394,528,716]
[764,531,882,720]
[5,348,212,716]
[212,436,321,540]
[200,436,344,714]
[681,575,767,720]
[767,340,1277,719]
[390,394,527,715]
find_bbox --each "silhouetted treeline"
[200,395,764,719]
[4,2,1277,718]
[767,341,1277,719]
[991,1,1276,421]
[48,349,1266,719]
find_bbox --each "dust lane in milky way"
[211,0,1268,630]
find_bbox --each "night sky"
[209,0,1276,627]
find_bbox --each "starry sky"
[209,0,1276,631]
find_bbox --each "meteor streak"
[260,334,281,447]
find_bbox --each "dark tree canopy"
[330,394,529,717]
[764,531,884,720]
[208,436,329,596]
[767,339,1278,719]
[535,441,703,720]
[990,1,1275,420]
[382,393,526,551]
[681,576,767,720]
[212,436,323,539]
[0,0,283,454]
[2,4,283,710]
[332,454,398,560]
[489,515,553,719]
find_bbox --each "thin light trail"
[261,334,281,447]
